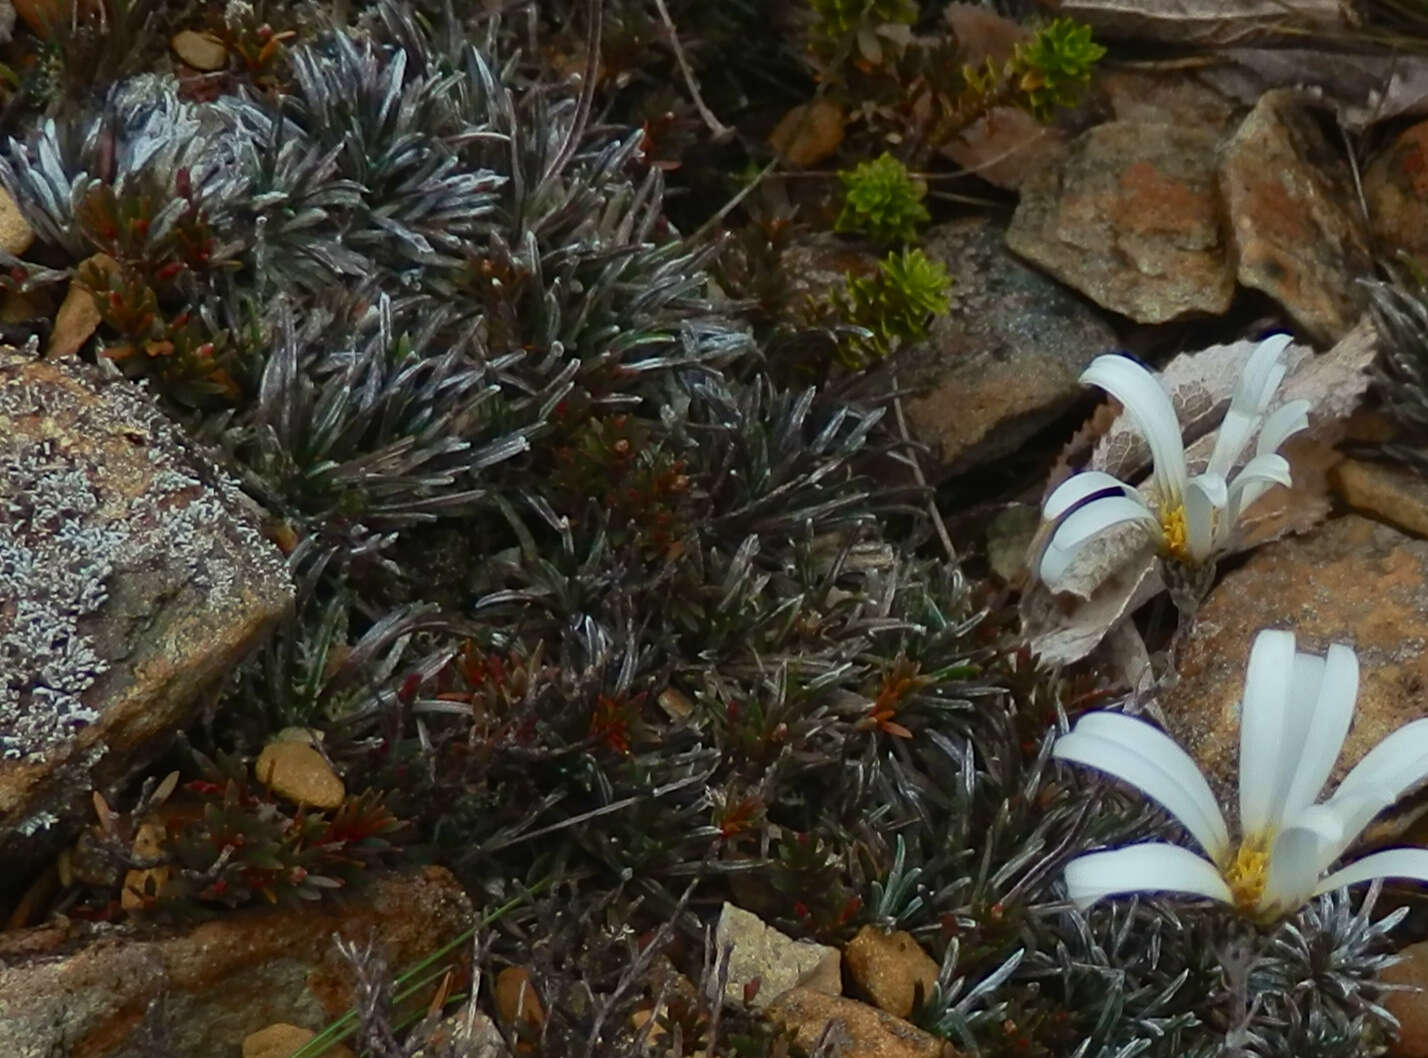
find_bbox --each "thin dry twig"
[651,0,735,142]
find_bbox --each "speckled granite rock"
[0,348,293,889]
[895,218,1118,477]
[0,866,470,1058]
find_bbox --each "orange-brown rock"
[0,867,471,1057]
[767,988,957,1058]
[1163,515,1428,798]
[1220,90,1372,343]
[1382,940,1428,1057]
[897,219,1117,478]
[1331,458,1428,540]
[1365,120,1428,264]
[1007,120,1234,324]
[254,741,346,810]
[844,926,940,1019]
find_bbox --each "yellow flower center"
[1223,838,1270,916]
[1158,503,1191,562]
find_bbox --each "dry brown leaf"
[769,100,846,168]
[1021,318,1378,664]
[1204,49,1428,132]
[1051,0,1354,47]
[941,107,1067,191]
[1021,554,1161,666]
[943,3,1026,66]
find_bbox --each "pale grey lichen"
[1,442,115,760]
[0,355,290,768]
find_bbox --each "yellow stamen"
[1158,503,1191,562]
[1223,839,1270,916]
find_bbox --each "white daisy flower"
[1039,335,1312,587]
[1055,629,1428,922]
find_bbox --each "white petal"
[1333,717,1428,817]
[1280,643,1357,821]
[1185,472,1228,560]
[1264,805,1344,913]
[1081,355,1188,504]
[1206,334,1294,478]
[1226,453,1291,523]
[1067,712,1230,858]
[1039,494,1158,585]
[1064,844,1233,910]
[1314,847,1428,896]
[1256,399,1311,457]
[1044,471,1135,521]
[1316,785,1398,864]
[1056,716,1233,856]
[1238,629,1298,837]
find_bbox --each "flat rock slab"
[0,866,472,1058]
[1163,515,1428,799]
[897,219,1118,477]
[1006,120,1234,324]
[0,349,292,881]
[1220,90,1372,344]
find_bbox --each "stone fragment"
[1097,68,1241,134]
[254,741,346,810]
[410,1010,508,1058]
[1382,940,1428,1058]
[171,28,229,72]
[0,349,293,884]
[1331,459,1428,539]
[769,99,845,167]
[0,866,471,1057]
[1007,121,1234,324]
[716,902,842,1009]
[1220,90,1372,343]
[767,988,954,1058]
[243,1023,353,1058]
[844,926,940,1019]
[1163,516,1428,798]
[0,185,33,257]
[896,219,1118,477]
[1364,120,1428,264]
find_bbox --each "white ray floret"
[1055,629,1428,921]
[1039,335,1311,588]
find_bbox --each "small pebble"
[171,29,229,72]
[254,741,346,809]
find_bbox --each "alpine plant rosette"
[1039,335,1311,587]
[1055,629,1428,922]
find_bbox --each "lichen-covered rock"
[0,866,470,1058]
[1220,90,1372,344]
[1006,120,1234,324]
[896,219,1118,477]
[0,348,293,885]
